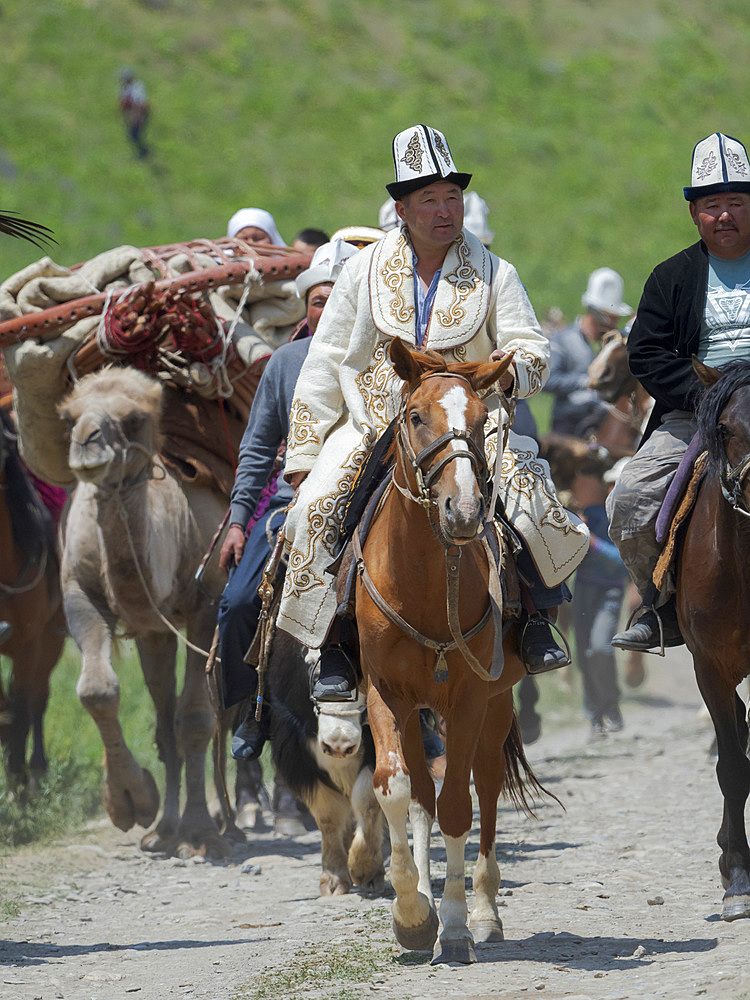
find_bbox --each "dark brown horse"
[679,358,750,921]
[356,339,547,964]
[0,410,66,789]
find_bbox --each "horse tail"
[502,712,562,818]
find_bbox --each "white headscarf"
[226,207,285,246]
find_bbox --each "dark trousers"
[217,498,286,710]
[572,580,623,724]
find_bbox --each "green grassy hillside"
[3,0,750,320]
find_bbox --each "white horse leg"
[432,832,475,965]
[470,850,504,942]
[368,685,438,951]
[348,765,386,895]
[409,797,435,909]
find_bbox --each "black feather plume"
[0,212,56,249]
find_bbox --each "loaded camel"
[58,366,230,858]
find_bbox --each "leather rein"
[353,371,499,683]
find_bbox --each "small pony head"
[389,337,514,544]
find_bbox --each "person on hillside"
[277,124,590,701]
[217,240,361,759]
[227,207,286,246]
[544,268,632,438]
[610,132,750,652]
[117,68,150,160]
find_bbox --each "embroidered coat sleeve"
[487,261,550,399]
[284,266,358,476]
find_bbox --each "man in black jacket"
[609,132,750,651]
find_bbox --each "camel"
[58,367,230,858]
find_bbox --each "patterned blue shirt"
[413,262,441,346]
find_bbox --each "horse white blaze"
[438,385,476,519]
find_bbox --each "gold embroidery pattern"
[434,238,479,329]
[380,232,414,326]
[400,130,424,172]
[287,400,321,451]
[513,347,546,396]
[355,342,400,431]
[282,445,367,601]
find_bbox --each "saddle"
[652,433,707,592]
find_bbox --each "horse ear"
[389,337,424,386]
[692,355,723,388]
[470,351,516,394]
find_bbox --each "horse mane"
[0,409,55,561]
[696,359,750,475]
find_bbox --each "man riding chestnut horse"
[276,124,589,698]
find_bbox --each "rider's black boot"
[611,594,684,652]
[521,612,571,674]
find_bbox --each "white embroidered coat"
[277,225,589,647]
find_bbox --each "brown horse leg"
[695,665,750,920]
[431,690,486,966]
[367,682,438,952]
[469,692,514,944]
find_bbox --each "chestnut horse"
[356,339,546,964]
[0,410,66,789]
[679,358,750,921]
[586,329,653,460]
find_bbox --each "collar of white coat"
[368,224,494,349]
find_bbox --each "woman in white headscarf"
[226,207,285,246]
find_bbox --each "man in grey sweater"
[217,240,360,760]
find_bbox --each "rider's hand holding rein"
[489,348,515,392]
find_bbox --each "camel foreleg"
[65,585,159,831]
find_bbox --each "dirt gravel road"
[2,647,749,1000]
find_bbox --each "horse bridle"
[354,370,502,683]
[720,450,750,519]
[393,371,489,513]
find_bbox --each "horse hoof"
[470,919,504,943]
[393,907,439,952]
[431,936,477,965]
[722,893,750,921]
